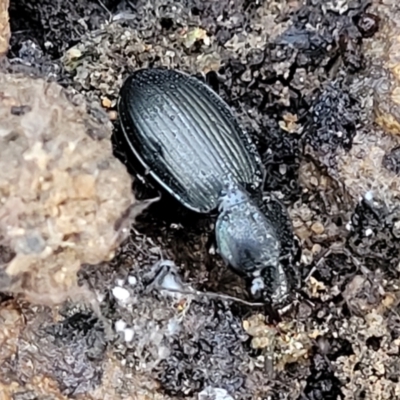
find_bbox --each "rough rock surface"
[0,72,135,303]
[0,0,9,57]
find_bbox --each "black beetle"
[117,68,293,305]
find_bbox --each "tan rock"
[0,0,9,57]
[0,72,135,304]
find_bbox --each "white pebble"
[112,286,130,302]
[365,228,373,237]
[279,164,287,175]
[124,328,134,342]
[116,279,125,287]
[115,319,127,332]
[250,277,264,296]
[364,191,374,202]
[198,387,234,400]
[128,275,137,286]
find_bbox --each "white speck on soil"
[115,319,127,332]
[112,286,130,302]
[123,328,134,342]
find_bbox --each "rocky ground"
[1,0,400,399]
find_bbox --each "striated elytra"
[118,68,289,305]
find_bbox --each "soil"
[2,0,400,399]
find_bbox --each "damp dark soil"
[2,0,400,399]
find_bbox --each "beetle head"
[215,184,289,305]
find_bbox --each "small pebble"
[365,228,373,237]
[198,387,234,400]
[209,244,216,255]
[311,221,325,235]
[66,47,82,60]
[101,97,112,108]
[128,275,137,286]
[364,191,374,201]
[124,328,134,342]
[115,319,127,332]
[112,286,130,301]
[108,110,118,120]
[312,244,322,254]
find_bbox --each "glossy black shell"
[118,68,263,213]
